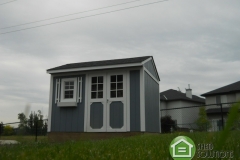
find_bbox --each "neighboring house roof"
[47,56,160,80]
[206,107,230,114]
[160,89,205,103]
[201,81,240,97]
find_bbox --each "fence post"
[0,122,3,138]
[220,104,224,130]
[35,120,38,142]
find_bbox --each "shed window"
[55,77,82,105]
[110,75,123,98]
[64,81,74,98]
[60,78,77,103]
[91,76,103,99]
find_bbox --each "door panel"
[110,101,124,129]
[87,74,107,132]
[90,102,104,129]
[107,72,127,132]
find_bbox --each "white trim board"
[151,59,160,80]
[50,67,142,77]
[84,74,88,132]
[158,86,161,133]
[47,75,53,132]
[126,71,130,132]
[141,57,160,81]
[47,63,143,74]
[140,67,146,132]
[141,57,152,65]
[143,67,159,84]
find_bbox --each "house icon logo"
[169,136,196,160]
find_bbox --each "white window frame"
[55,79,61,103]
[77,77,82,103]
[61,78,77,102]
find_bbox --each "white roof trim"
[47,62,143,74]
[163,95,168,100]
[141,57,152,64]
[144,67,159,84]
[141,57,160,81]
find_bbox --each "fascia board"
[47,63,143,74]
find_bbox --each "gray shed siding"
[130,70,141,131]
[144,71,160,132]
[144,60,158,80]
[51,75,85,132]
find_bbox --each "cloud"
[0,0,240,122]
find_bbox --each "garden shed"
[46,56,160,140]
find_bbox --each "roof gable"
[201,81,240,97]
[47,56,152,73]
[143,59,160,81]
[160,89,205,103]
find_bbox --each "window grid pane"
[111,91,116,98]
[91,92,97,99]
[98,84,103,91]
[98,76,103,83]
[117,83,123,90]
[117,90,123,97]
[111,75,116,82]
[117,75,123,82]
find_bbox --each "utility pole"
[220,104,224,130]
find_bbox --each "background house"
[201,80,240,131]
[46,56,160,140]
[160,87,205,129]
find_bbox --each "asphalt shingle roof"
[47,56,152,71]
[206,107,230,114]
[201,81,240,97]
[160,89,205,103]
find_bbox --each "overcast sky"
[0,0,239,123]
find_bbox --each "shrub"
[196,107,211,131]
[3,125,14,136]
[161,115,176,133]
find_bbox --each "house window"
[91,76,103,99]
[110,75,123,98]
[60,78,77,102]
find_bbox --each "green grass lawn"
[0,132,239,160]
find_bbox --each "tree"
[18,113,27,128]
[42,120,48,136]
[18,112,28,134]
[3,125,14,136]
[28,112,34,134]
[18,110,47,135]
[161,115,176,133]
[0,122,3,136]
[231,109,240,130]
[35,110,44,129]
[196,107,211,131]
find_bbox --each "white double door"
[87,71,127,132]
